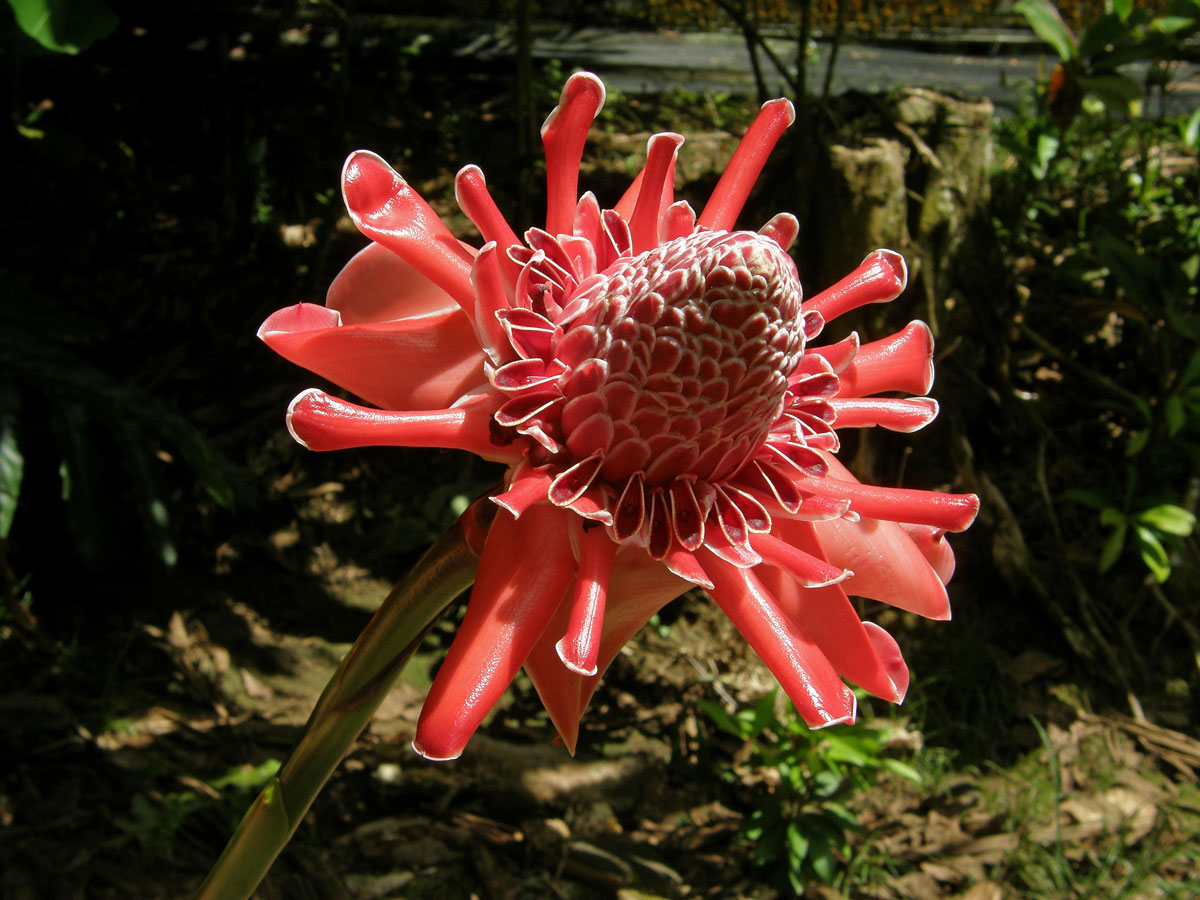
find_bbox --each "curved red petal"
[836,321,935,397]
[830,397,940,433]
[628,132,684,253]
[802,250,907,324]
[861,622,910,702]
[258,302,486,411]
[413,505,576,761]
[326,242,457,326]
[286,388,517,462]
[901,523,957,584]
[526,547,689,754]
[698,97,795,231]
[802,452,979,533]
[541,72,606,236]
[342,151,476,311]
[555,524,618,676]
[810,513,951,620]
[757,567,903,703]
[700,551,857,728]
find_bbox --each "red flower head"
[259,73,979,761]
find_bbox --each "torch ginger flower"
[259,73,978,761]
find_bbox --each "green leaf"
[787,867,805,896]
[1113,0,1134,19]
[1165,395,1187,436]
[1182,348,1200,388]
[822,801,861,830]
[750,689,781,733]
[1099,519,1128,572]
[697,698,748,740]
[1151,15,1198,35]
[1136,505,1196,537]
[209,759,282,792]
[0,405,22,540]
[1015,0,1079,61]
[6,0,118,54]
[753,821,785,866]
[1099,506,1125,527]
[1183,109,1200,151]
[786,821,810,864]
[808,834,839,882]
[1034,132,1060,179]
[814,770,844,797]
[880,758,923,783]
[1134,525,1172,582]
[1126,430,1150,456]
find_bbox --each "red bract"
[259,73,979,761]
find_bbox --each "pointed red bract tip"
[455,164,521,255]
[837,320,936,398]
[758,213,799,253]
[342,150,399,219]
[542,71,607,236]
[257,303,341,342]
[629,132,684,254]
[830,397,940,433]
[697,97,795,232]
[802,249,909,323]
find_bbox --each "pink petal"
[455,164,521,255]
[413,505,576,761]
[286,388,517,463]
[258,302,486,411]
[809,513,951,620]
[757,568,906,704]
[701,551,857,728]
[830,397,940,433]
[862,622,910,702]
[326,241,456,325]
[628,132,684,253]
[758,213,799,252]
[836,321,935,397]
[663,201,697,240]
[525,547,690,754]
[555,524,618,676]
[802,250,907,324]
[541,72,606,236]
[801,452,979,533]
[342,151,476,311]
[901,524,957,584]
[697,97,795,231]
[758,520,907,702]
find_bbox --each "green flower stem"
[193,498,495,900]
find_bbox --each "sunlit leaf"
[1136,504,1196,537]
[1126,429,1150,457]
[6,0,117,54]
[1034,132,1060,180]
[1134,525,1171,582]
[1015,0,1079,61]
[0,402,22,540]
[880,758,923,783]
[785,821,809,864]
